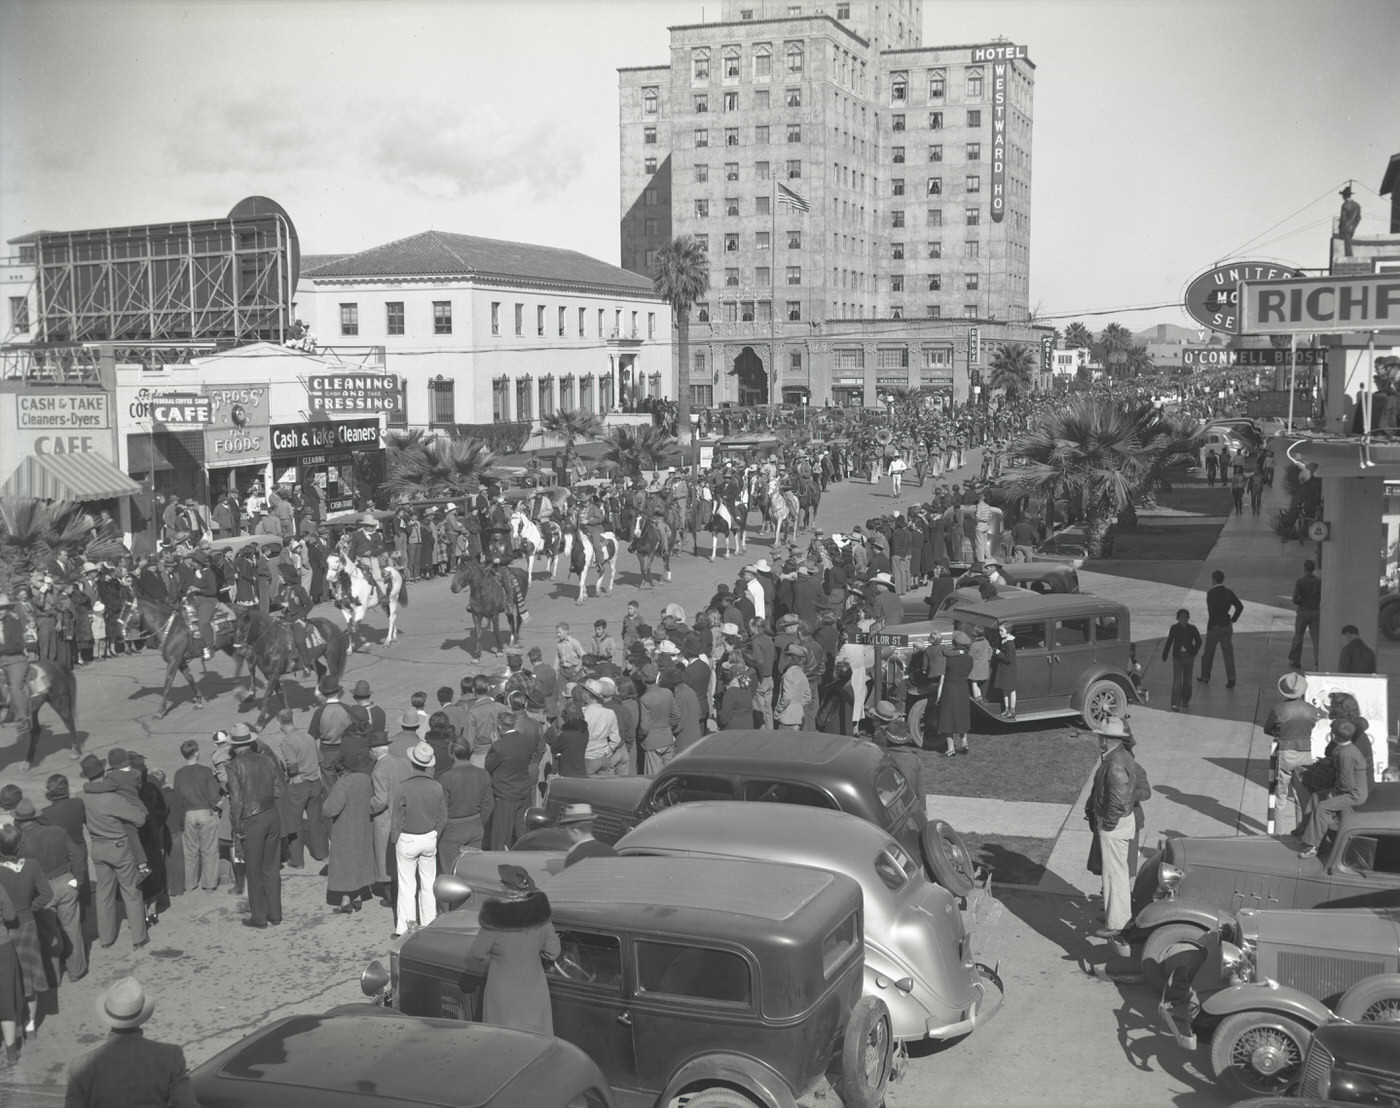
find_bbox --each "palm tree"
[652,235,711,447]
[541,409,604,470]
[1126,344,1154,379]
[1063,322,1094,350]
[602,424,677,482]
[1116,404,1202,527]
[1096,323,1134,380]
[1008,397,1187,558]
[381,436,498,500]
[0,498,126,591]
[988,343,1036,397]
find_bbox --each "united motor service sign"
[305,373,404,413]
[1183,261,1304,334]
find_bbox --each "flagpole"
[772,174,779,407]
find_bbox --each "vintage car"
[1294,1021,1400,1105]
[909,583,1039,625]
[206,532,287,558]
[189,1005,614,1108]
[993,561,1082,594]
[538,730,980,895]
[1132,784,1400,976]
[366,856,893,1108]
[463,802,1002,1047]
[1155,906,1400,1099]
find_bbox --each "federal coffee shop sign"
[1239,273,1400,336]
[305,373,404,413]
[1183,261,1304,334]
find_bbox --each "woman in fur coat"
[469,864,561,1035]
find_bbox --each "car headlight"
[1157,862,1183,893]
[1321,1066,1381,1104]
[1219,941,1253,985]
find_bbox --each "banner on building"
[305,374,404,413]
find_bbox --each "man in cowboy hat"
[66,978,196,1105]
[0,594,29,750]
[868,572,903,628]
[1087,715,1140,940]
[348,512,387,602]
[225,723,284,928]
[1338,184,1361,256]
[1264,672,1324,834]
[178,548,220,660]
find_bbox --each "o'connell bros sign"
[1239,274,1400,336]
[970,43,1028,226]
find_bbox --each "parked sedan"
[1294,1021,1400,1105]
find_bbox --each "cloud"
[165,93,320,176]
[367,109,585,201]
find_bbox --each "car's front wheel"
[839,996,892,1108]
[1335,973,1400,1023]
[681,1088,762,1108]
[1209,1010,1310,1099]
[1081,678,1128,729]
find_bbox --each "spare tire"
[838,995,892,1108]
[922,818,977,896]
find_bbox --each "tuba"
[875,429,894,446]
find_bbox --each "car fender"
[1132,899,1235,935]
[1070,666,1139,709]
[659,1052,798,1108]
[1199,983,1333,1028]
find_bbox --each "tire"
[1081,678,1128,730]
[679,1089,763,1108]
[838,995,892,1108]
[922,818,977,897]
[1209,1010,1311,1100]
[1381,598,1400,642]
[1334,973,1400,1024]
[1140,922,1208,992]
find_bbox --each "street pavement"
[1,454,1387,1106]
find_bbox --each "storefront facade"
[270,418,383,517]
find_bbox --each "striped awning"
[1,453,143,502]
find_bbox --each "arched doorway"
[733,346,768,406]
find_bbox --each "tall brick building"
[620,0,1043,408]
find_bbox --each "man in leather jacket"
[1089,715,1139,939]
[225,724,284,928]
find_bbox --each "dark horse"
[231,610,350,726]
[450,559,529,659]
[136,598,249,719]
[630,512,673,588]
[1,661,79,770]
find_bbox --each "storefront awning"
[1,453,144,502]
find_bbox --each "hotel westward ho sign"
[305,373,403,413]
[1184,261,1304,334]
[970,43,1029,226]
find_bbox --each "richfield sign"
[1183,261,1304,334]
[1239,274,1400,335]
[305,374,404,413]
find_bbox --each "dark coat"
[66,1030,198,1108]
[469,892,561,1035]
[323,770,376,895]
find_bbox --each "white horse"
[774,488,801,547]
[558,526,618,604]
[325,553,406,651]
[510,508,545,580]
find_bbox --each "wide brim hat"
[870,572,896,589]
[720,622,740,636]
[752,559,773,573]
[870,700,898,723]
[582,678,607,700]
[0,595,12,608]
[230,723,256,746]
[662,603,686,622]
[408,741,436,769]
[1278,672,1307,699]
[656,640,681,656]
[1095,716,1129,738]
[97,977,156,1029]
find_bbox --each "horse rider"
[348,512,386,602]
[0,595,30,746]
[584,494,607,559]
[179,548,220,660]
[275,563,318,674]
[488,555,527,624]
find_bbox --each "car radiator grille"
[1277,953,1387,1005]
[592,811,631,843]
[1298,1040,1333,1097]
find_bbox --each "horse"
[775,487,802,547]
[0,661,79,770]
[539,518,566,579]
[631,512,673,588]
[326,554,407,651]
[450,558,529,658]
[795,475,822,530]
[509,508,546,580]
[692,486,741,562]
[136,596,244,718]
[229,609,350,726]
[558,518,618,603]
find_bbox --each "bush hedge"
[452,422,531,455]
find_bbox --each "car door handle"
[616,1011,633,1027]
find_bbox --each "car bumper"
[924,963,1006,1040]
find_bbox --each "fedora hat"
[230,722,255,746]
[582,678,607,700]
[870,700,898,723]
[408,741,436,769]
[557,802,595,825]
[1095,716,1129,739]
[97,977,156,1029]
[318,676,343,698]
[752,559,773,573]
[1278,672,1307,699]
[870,572,896,589]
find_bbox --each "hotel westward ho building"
[620,0,1048,408]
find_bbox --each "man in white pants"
[888,455,907,498]
[390,742,446,937]
[1089,716,1141,940]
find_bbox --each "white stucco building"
[295,231,674,428]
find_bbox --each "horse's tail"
[320,620,349,682]
[397,576,409,607]
[36,661,78,735]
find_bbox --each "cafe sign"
[305,373,404,413]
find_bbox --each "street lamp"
[801,394,808,425]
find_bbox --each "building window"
[891,275,904,292]
[739,300,755,321]
[754,89,770,109]
[385,301,404,336]
[927,241,942,259]
[689,383,713,408]
[754,43,772,80]
[928,274,942,290]
[926,305,941,319]
[966,174,981,192]
[924,347,951,367]
[878,347,909,369]
[965,240,980,260]
[695,233,709,252]
[644,156,657,173]
[967,142,981,161]
[785,87,802,108]
[891,242,905,260]
[755,266,771,285]
[756,195,771,216]
[693,47,710,81]
[580,374,593,413]
[929,143,943,162]
[965,273,980,290]
[538,375,554,414]
[785,42,803,76]
[892,178,905,196]
[929,70,945,98]
[837,2,850,17]
[644,126,657,144]
[643,86,658,114]
[8,297,28,333]
[755,161,770,182]
[339,303,359,336]
[786,265,801,285]
[967,109,982,127]
[929,111,943,129]
[787,123,802,142]
[697,302,710,322]
[964,304,978,316]
[725,196,740,216]
[598,308,606,335]
[537,304,546,337]
[929,208,943,226]
[965,207,980,226]
[514,303,524,336]
[516,375,533,420]
[694,93,709,113]
[756,230,770,250]
[725,232,739,252]
[723,91,739,111]
[787,229,801,249]
[558,374,575,410]
[725,127,739,146]
[725,268,740,287]
[891,210,905,228]
[926,177,943,196]
[695,199,710,217]
[724,46,741,79]
[644,218,658,236]
[892,145,905,163]
[891,71,907,101]
[890,305,903,319]
[787,300,802,321]
[725,162,739,181]
[695,128,709,147]
[740,9,753,19]
[430,301,451,335]
[645,188,658,206]
[578,307,587,337]
[491,378,509,422]
[695,164,709,183]
[648,312,656,338]
[429,378,455,425]
[557,306,567,337]
[891,114,905,132]
[837,348,863,369]
[790,350,802,371]
[786,159,802,179]
[966,68,984,98]
[755,124,769,144]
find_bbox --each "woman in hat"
[936,631,974,756]
[469,864,560,1036]
[815,658,855,736]
[967,627,993,702]
[717,658,757,731]
[0,824,50,1029]
[322,748,376,913]
[990,625,1019,721]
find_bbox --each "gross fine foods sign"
[306,374,404,413]
[1183,261,1303,334]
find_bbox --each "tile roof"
[299,254,348,275]
[302,230,655,293]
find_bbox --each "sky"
[1,0,1396,334]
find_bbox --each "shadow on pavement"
[1154,782,1266,836]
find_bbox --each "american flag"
[776,182,810,212]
